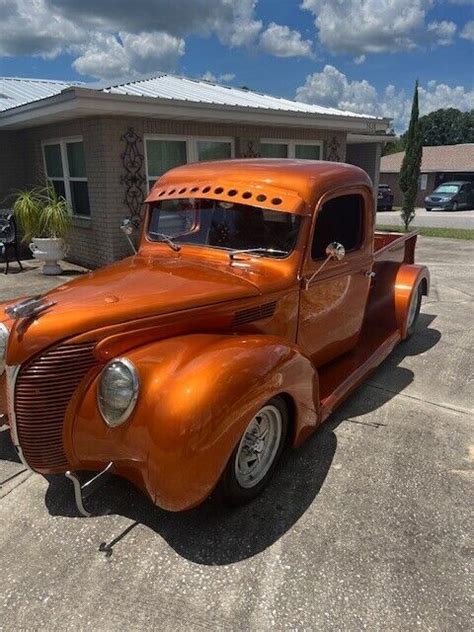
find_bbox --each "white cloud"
[426,20,457,46]
[296,65,474,132]
[354,55,366,65]
[259,22,313,58]
[300,0,458,55]
[0,0,264,79]
[200,71,236,83]
[73,32,185,81]
[0,0,83,58]
[460,20,474,41]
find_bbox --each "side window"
[311,194,364,260]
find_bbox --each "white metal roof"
[105,73,380,120]
[0,77,81,112]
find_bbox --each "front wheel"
[215,396,288,505]
[425,207,432,212]
[452,201,459,212]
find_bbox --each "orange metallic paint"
[0,160,430,512]
[67,334,317,511]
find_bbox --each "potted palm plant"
[13,185,71,275]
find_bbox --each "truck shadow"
[39,312,441,564]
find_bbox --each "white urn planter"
[29,238,66,275]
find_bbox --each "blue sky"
[0,0,473,131]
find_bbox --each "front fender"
[70,334,318,511]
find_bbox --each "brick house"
[380,143,474,207]
[0,75,392,268]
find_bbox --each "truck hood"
[6,255,261,365]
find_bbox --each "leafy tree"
[399,81,423,230]
[419,108,474,146]
[382,108,474,156]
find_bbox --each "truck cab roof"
[145,159,373,214]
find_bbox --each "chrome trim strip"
[5,364,31,471]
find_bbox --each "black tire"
[215,396,289,506]
[387,205,393,212]
[406,283,423,338]
[425,207,432,212]
[452,201,459,212]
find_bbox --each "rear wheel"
[406,283,423,338]
[215,396,288,505]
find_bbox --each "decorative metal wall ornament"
[241,140,261,158]
[326,136,342,162]
[120,128,147,220]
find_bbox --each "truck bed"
[374,230,418,264]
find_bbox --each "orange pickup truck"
[0,159,429,515]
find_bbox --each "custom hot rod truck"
[0,160,429,515]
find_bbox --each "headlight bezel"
[0,322,9,375]
[97,357,140,427]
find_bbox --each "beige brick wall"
[18,116,347,268]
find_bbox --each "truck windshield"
[148,199,301,257]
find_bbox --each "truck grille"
[15,342,97,473]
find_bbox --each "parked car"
[425,181,474,211]
[377,183,394,211]
[0,160,429,516]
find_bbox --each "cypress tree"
[399,81,423,230]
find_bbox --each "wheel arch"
[394,264,430,339]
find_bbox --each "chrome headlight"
[0,323,9,374]
[97,358,139,427]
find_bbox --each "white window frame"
[260,138,324,160]
[144,134,235,191]
[42,136,89,217]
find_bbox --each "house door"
[298,192,373,367]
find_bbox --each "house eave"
[0,87,391,133]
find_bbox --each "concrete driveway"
[377,206,474,229]
[1,237,472,631]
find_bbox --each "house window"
[43,138,90,217]
[260,142,289,158]
[145,138,187,189]
[145,136,234,190]
[196,139,232,162]
[260,139,322,160]
[419,173,428,191]
[312,194,364,259]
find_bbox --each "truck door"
[298,190,374,367]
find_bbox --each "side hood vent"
[232,301,277,327]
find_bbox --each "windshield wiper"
[150,232,181,251]
[228,247,288,261]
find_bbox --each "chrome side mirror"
[325,241,345,261]
[304,241,346,289]
[120,217,139,254]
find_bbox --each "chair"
[0,210,23,274]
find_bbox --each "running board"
[65,462,114,517]
[319,331,401,422]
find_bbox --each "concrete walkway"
[1,237,473,631]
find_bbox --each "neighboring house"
[380,144,474,207]
[0,75,392,268]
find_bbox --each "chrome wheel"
[234,404,283,489]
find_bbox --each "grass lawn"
[376,225,474,240]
